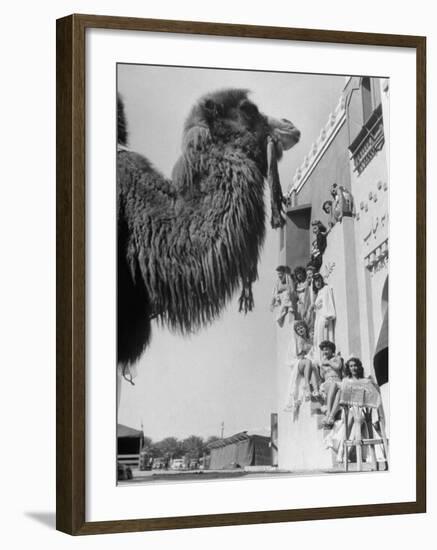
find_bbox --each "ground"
[117,465,384,485]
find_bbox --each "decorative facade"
[277,76,389,471]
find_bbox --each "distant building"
[170,458,185,470]
[117,423,144,468]
[277,76,389,470]
[206,431,271,470]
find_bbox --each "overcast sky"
[117,63,346,441]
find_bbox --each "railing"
[117,453,140,466]
[365,238,389,274]
[349,104,385,175]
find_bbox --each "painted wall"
[292,121,352,231]
[278,78,390,470]
[276,310,334,470]
[347,77,390,423]
[321,219,361,359]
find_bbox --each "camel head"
[183,88,300,165]
[116,89,301,365]
[179,89,301,228]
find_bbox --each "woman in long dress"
[270,265,295,327]
[312,273,336,355]
[293,266,311,322]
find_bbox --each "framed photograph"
[56,14,426,535]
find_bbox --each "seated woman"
[323,357,364,457]
[344,356,364,380]
[318,340,343,428]
[324,358,388,466]
[337,357,384,432]
[326,357,364,426]
[284,320,321,413]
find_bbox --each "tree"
[181,435,205,460]
[154,437,183,459]
[141,435,153,450]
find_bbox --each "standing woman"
[270,265,295,327]
[312,273,336,354]
[293,266,311,322]
[310,221,328,271]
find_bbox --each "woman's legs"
[298,359,320,399]
[324,383,339,426]
[310,365,321,395]
[328,387,341,420]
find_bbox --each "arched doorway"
[373,277,388,386]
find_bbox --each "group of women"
[271,258,344,427]
[271,263,373,431]
[270,262,336,354]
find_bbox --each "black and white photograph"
[116,63,390,484]
[1,0,432,543]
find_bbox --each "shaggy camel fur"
[117,89,300,366]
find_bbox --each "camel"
[117,88,301,367]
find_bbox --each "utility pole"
[220,421,224,439]
[271,413,278,467]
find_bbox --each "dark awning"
[374,310,388,385]
[207,432,250,449]
[375,309,388,356]
[117,424,143,438]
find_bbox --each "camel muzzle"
[267,116,301,151]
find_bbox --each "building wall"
[291,121,352,234]
[321,218,361,359]
[277,77,390,470]
[346,77,390,423]
[276,312,333,470]
[345,77,389,358]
